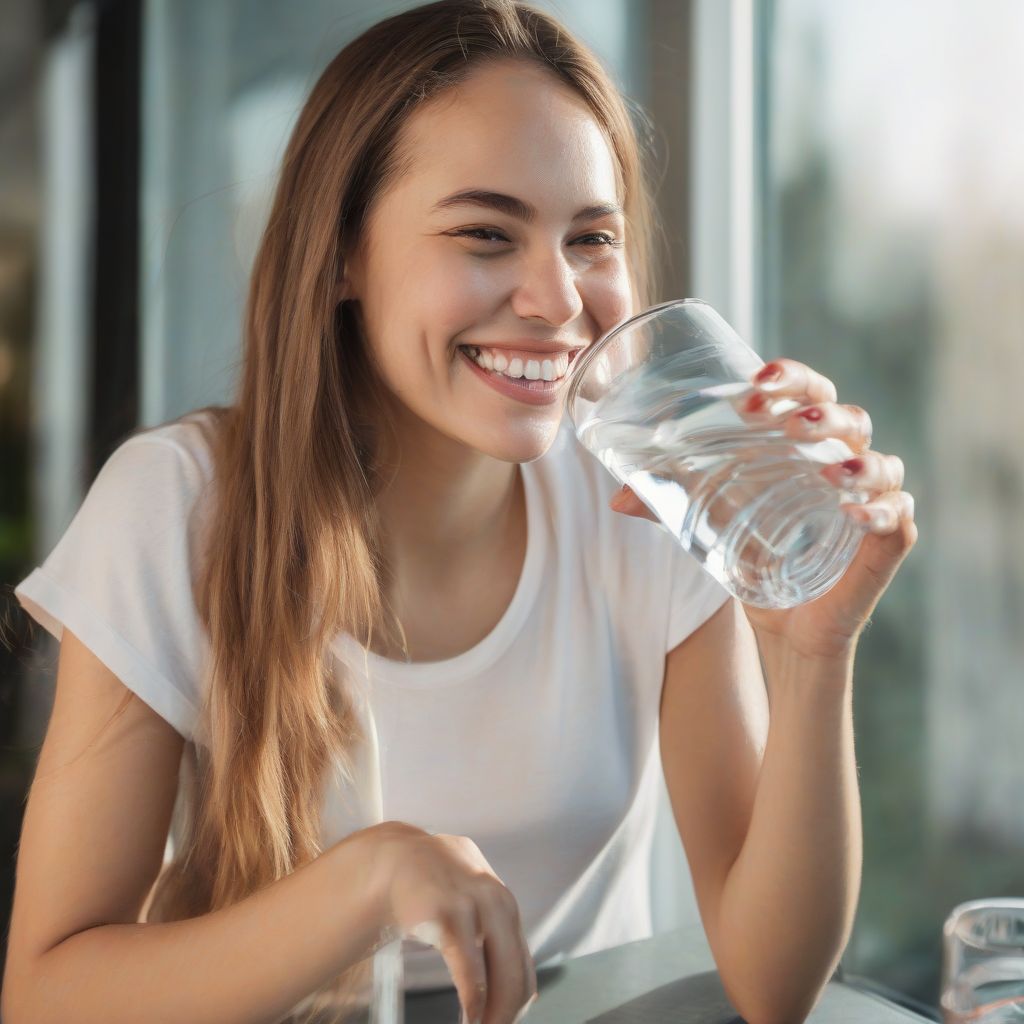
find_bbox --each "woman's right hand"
[365,820,537,1024]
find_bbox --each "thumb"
[609,484,632,510]
[609,485,658,522]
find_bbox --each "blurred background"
[1,0,1022,1015]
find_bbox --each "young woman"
[2,2,917,1023]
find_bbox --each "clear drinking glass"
[564,298,870,609]
[942,899,1024,1023]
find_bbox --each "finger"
[609,484,658,521]
[426,901,487,1024]
[501,912,537,1024]
[820,451,904,496]
[515,926,538,1023]
[476,886,530,1024]
[752,358,838,404]
[841,489,915,534]
[806,490,916,632]
[732,387,802,426]
[782,402,873,453]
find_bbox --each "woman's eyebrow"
[432,189,623,224]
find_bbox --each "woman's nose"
[509,250,584,327]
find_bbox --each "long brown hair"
[143,1,660,1018]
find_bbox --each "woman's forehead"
[391,61,621,216]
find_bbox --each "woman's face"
[344,59,634,464]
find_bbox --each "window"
[758,0,1024,1003]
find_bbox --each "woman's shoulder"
[14,409,231,742]
[113,408,223,487]
[75,407,228,551]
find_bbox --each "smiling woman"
[0,3,898,1024]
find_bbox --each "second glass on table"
[942,899,1024,1024]
[564,298,870,609]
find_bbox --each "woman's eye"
[573,233,621,248]
[451,228,510,243]
[452,229,618,248]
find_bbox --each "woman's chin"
[471,418,563,464]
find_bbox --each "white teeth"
[464,346,576,383]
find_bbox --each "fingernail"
[755,362,783,384]
[745,392,768,413]
[902,492,915,518]
[840,458,864,476]
[755,364,786,392]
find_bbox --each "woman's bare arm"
[3,629,534,1024]
[1,631,387,1024]
[8,831,385,1024]
[658,598,861,1024]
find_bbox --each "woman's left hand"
[609,357,918,661]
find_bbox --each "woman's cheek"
[421,250,508,322]
[584,258,634,335]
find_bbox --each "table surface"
[399,922,933,1023]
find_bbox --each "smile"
[457,345,584,406]
[460,344,580,382]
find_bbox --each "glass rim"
[943,897,1024,938]
[564,297,712,418]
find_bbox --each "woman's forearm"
[5,826,388,1024]
[714,645,862,1024]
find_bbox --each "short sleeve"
[14,433,213,742]
[662,530,732,653]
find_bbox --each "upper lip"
[462,339,586,355]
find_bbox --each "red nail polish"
[755,363,783,383]
[745,392,767,412]
[840,458,863,474]
[797,407,823,422]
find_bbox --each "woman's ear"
[336,256,362,305]
[335,275,353,305]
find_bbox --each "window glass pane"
[759,0,1024,1004]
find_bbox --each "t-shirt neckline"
[331,459,546,687]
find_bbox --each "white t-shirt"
[15,410,731,991]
